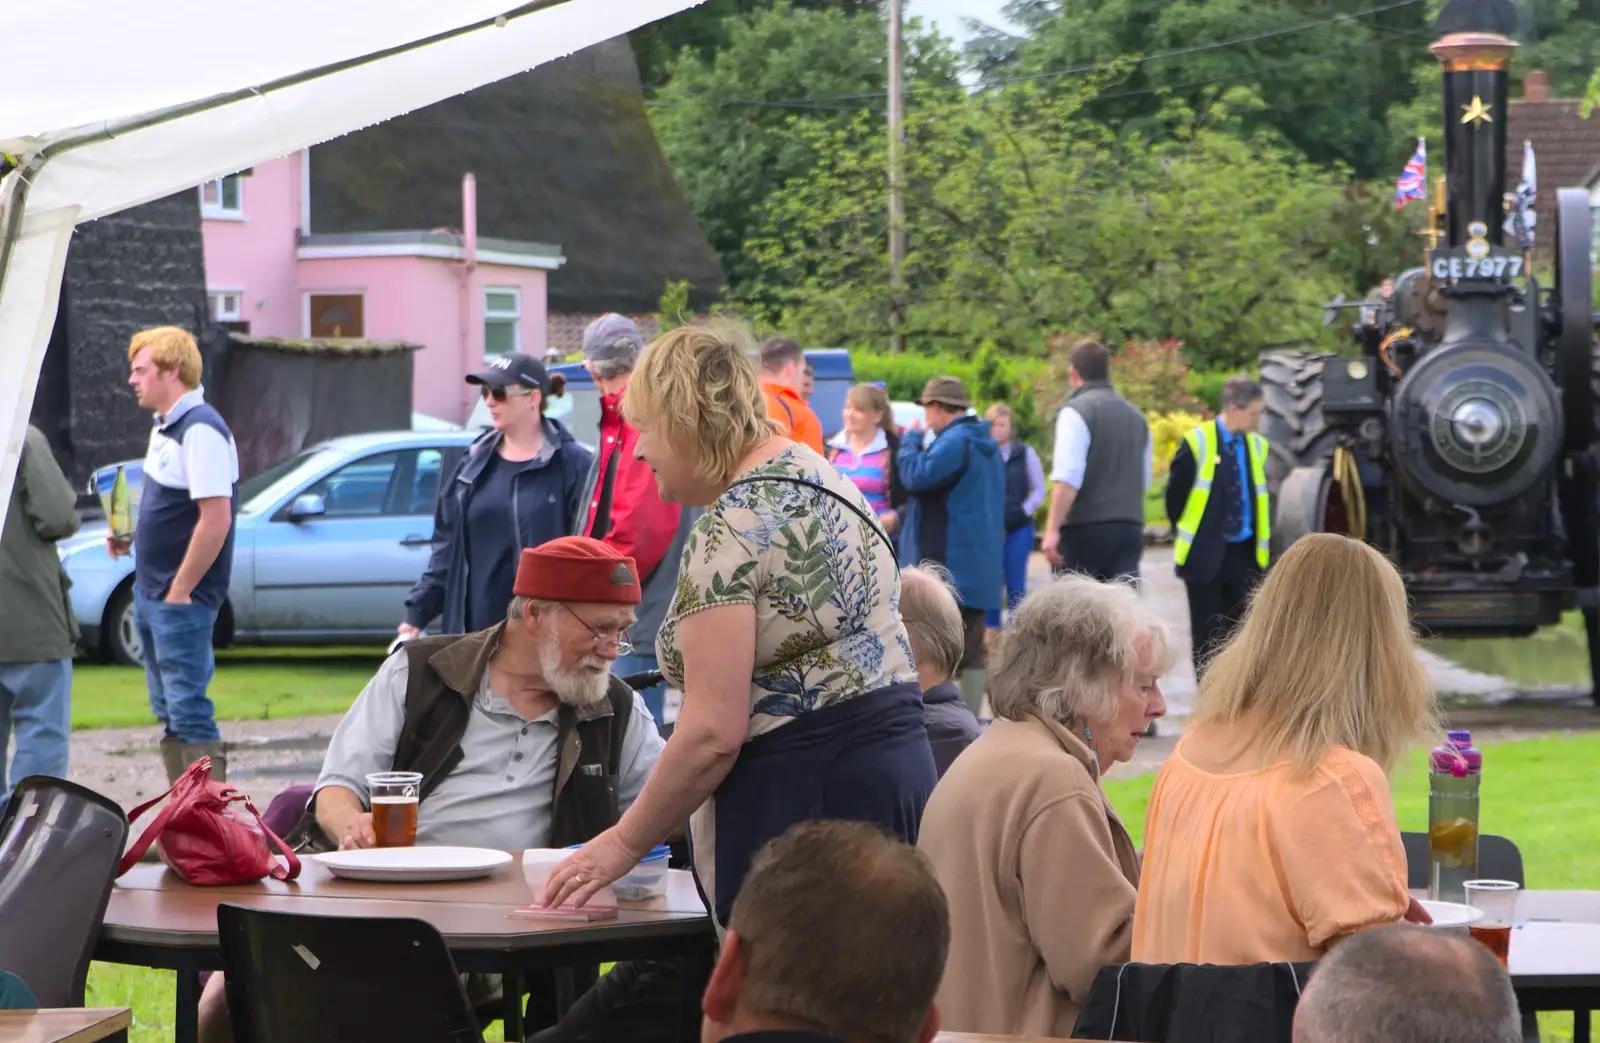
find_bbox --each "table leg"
[679,940,715,1043]
[1575,1009,1591,1043]
[174,952,201,1043]
[503,967,525,1042]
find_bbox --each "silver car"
[60,430,478,666]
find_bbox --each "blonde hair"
[845,383,895,438]
[1191,533,1439,776]
[624,322,778,485]
[128,326,202,388]
[990,574,1175,726]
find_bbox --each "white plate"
[314,846,513,882]
[1418,899,1483,929]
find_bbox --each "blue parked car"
[60,429,482,666]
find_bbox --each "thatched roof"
[306,37,724,315]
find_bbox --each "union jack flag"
[1395,138,1427,209]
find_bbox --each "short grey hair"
[588,352,637,381]
[900,564,965,685]
[1221,376,1264,411]
[1295,925,1521,1043]
[506,596,561,622]
[989,574,1175,725]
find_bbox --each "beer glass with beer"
[1463,879,1519,967]
[367,771,422,847]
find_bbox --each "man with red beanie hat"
[202,536,666,1043]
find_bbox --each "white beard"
[539,630,611,709]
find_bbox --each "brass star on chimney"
[1460,95,1493,126]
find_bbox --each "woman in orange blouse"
[1133,533,1438,964]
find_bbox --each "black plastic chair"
[1401,831,1525,889]
[218,904,484,1043]
[1401,831,1541,1043]
[0,776,128,1007]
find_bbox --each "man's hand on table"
[337,813,378,850]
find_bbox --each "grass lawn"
[71,646,384,730]
[1144,487,1167,526]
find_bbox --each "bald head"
[901,565,965,688]
[1295,925,1520,1043]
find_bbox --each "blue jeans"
[134,588,222,743]
[613,650,666,725]
[986,523,1035,628]
[0,659,71,801]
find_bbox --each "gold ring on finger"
[574,873,584,884]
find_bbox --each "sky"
[906,0,1019,46]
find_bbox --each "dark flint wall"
[209,338,418,480]
[29,191,208,486]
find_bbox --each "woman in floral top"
[542,325,936,924]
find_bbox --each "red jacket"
[584,391,681,581]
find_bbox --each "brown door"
[307,293,364,338]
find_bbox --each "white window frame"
[200,174,245,220]
[208,289,245,323]
[483,286,521,357]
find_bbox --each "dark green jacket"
[0,426,80,663]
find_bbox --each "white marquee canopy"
[0,0,704,530]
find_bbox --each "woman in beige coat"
[917,574,1174,1037]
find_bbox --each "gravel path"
[68,547,1598,815]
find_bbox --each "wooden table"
[0,1008,130,1043]
[98,857,715,1043]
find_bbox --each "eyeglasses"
[561,603,633,656]
[481,384,535,403]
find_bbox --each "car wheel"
[105,582,144,668]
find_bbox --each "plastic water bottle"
[1427,729,1481,903]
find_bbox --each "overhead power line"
[644,0,1427,111]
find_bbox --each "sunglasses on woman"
[480,384,535,403]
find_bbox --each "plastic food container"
[561,843,671,901]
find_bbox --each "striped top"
[828,429,893,515]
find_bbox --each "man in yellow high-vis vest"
[1164,376,1270,681]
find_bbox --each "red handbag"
[116,756,301,884]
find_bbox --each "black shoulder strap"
[777,395,795,430]
[726,475,896,564]
[605,675,634,773]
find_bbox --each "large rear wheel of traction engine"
[1257,349,1353,555]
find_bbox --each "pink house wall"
[297,257,549,423]
[201,154,553,424]
[201,155,302,338]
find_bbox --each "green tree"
[967,0,1431,180]
[744,83,1360,369]
[649,1,959,295]
[630,1,886,89]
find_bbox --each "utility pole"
[887,0,906,354]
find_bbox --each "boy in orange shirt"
[758,337,825,455]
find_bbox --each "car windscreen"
[237,449,339,514]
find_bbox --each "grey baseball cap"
[581,314,645,366]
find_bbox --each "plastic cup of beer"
[1464,879,1519,967]
[366,772,422,848]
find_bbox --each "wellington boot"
[159,737,188,785]
[958,668,988,720]
[179,741,228,783]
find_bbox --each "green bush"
[851,346,1053,447]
